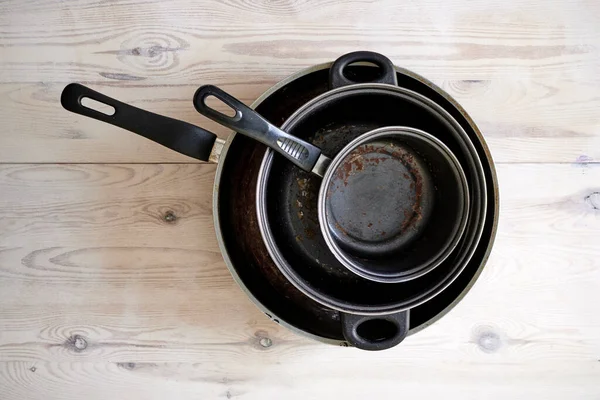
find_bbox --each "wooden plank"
[1,0,599,163]
[1,78,599,163]
[1,0,598,84]
[0,163,598,400]
[0,360,599,400]
[1,0,600,398]
[0,164,219,248]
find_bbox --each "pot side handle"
[61,83,218,162]
[341,310,409,351]
[329,51,398,89]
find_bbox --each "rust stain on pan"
[334,221,348,236]
[328,141,425,234]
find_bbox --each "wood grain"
[1,0,599,163]
[0,164,218,247]
[0,360,599,400]
[2,77,600,163]
[0,163,599,398]
[1,0,600,398]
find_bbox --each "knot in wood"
[163,211,177,223]
[66,334,88,352]
[585,192,600,210]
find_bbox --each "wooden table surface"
[1,0,600,398]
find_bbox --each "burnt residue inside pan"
[325,140,430,253]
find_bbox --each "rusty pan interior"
[319,127,470,284]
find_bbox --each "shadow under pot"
[253,52,487,351]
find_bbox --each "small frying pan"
[194,86,469,283]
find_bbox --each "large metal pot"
[213,54,498,347]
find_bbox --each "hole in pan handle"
[194,84,325,174]
[60,83,218,162]
[329,51,398,89]
[340,310,409,351]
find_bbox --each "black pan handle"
[61,83,217,162]
[194,85,324,174]
[341,310,409,351]
[329,51,398,89]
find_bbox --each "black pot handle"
[329,51,398,89]
[193,85,324,173]
[341,310,409,351]
[61,83,217,162]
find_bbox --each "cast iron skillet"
[217,58,498,346]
